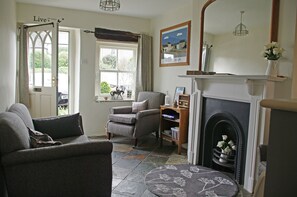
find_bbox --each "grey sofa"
[107,91,165,146]
[0,103,112,197]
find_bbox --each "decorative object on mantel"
[216,135,236,163]
[99,0,120,11]
[263,42,285,77]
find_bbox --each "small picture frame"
[174,87,185,103]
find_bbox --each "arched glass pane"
[44,33,52,87]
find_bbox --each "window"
[95,41,138,100]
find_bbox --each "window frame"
[95,41,138,101]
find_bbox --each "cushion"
[28,128,62,148]
[109,114,136,124]
[132,100,148,113]
[33,113,83,139]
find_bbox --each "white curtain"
[136,34,153,97]
[17,24,30,107]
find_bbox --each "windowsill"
[96,99,134,103]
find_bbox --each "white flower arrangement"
[217,135,236,154]
[262,42,284,60]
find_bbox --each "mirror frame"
[198,0,280,71]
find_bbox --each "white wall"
[17,3,151,136]
[151,1,200,104]
[0,0,16,112]
[207,26,269,75]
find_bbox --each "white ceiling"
[16,0,192,19]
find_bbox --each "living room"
[1,0,297,196]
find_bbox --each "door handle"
[52,77,58,87]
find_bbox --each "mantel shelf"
[179,74,286,82]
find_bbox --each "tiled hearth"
[180,74,285,193]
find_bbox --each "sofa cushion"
[28,128,62,148]
[132,100,148,113]
[8,103,34,130]
[109,114,136,124]
[57,135,89,144]
[33,113,83,139]
[0,112,30,155]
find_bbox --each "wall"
[274,0,297,98]
[0,0,16,112]
[207,26,269,75]
[17,3,151,136]
[151,1,202,104]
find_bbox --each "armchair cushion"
[33,113,83,139]
[132,99,148,113]
[109,114,136,124]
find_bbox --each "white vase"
[265,60,279,77]
[219,150,228,163]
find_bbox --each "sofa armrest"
[33,113,84,139]
[2,141,112,166]
[136,109,160,119]
[111,106,132,114]
[2,141,113,196]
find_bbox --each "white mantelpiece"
[180,74,285,193]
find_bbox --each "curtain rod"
[84,30,95,33]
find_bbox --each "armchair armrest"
[33,113,84,139]
[111,106,132,114]
[136,109,160,119]
[2,141,112,166]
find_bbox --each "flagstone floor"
[90,135,252,197]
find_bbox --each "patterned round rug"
[144,164,239,197]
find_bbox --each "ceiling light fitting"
[99,0,120,11]
[233,11,249,36]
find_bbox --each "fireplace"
[199,97,250,184]
[180,74,285,193]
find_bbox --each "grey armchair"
[107,91,165,146]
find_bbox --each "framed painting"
[160,21,191,67]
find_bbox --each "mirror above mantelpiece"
[198,0,279,75]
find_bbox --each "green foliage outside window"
[100,81,111,93]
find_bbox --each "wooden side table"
[160,105,189,154]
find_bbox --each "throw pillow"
[28,127,62,148]
[32,113,83,139]
[132,100,148,113]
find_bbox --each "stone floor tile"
[113,157,141,170]
[112,178,122,189]
[113,180,147,197]
[141,190,157,197]
[112,166,132,179]
[112,151,128,164]
[143,155,169,165]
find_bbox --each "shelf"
[160,106,189,154]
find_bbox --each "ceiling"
[16,0,192,19]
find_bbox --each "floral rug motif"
[144,164,238,197]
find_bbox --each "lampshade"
[233,11,248,36]
[99,0,120,11]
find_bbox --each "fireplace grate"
[212,148,236,170]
